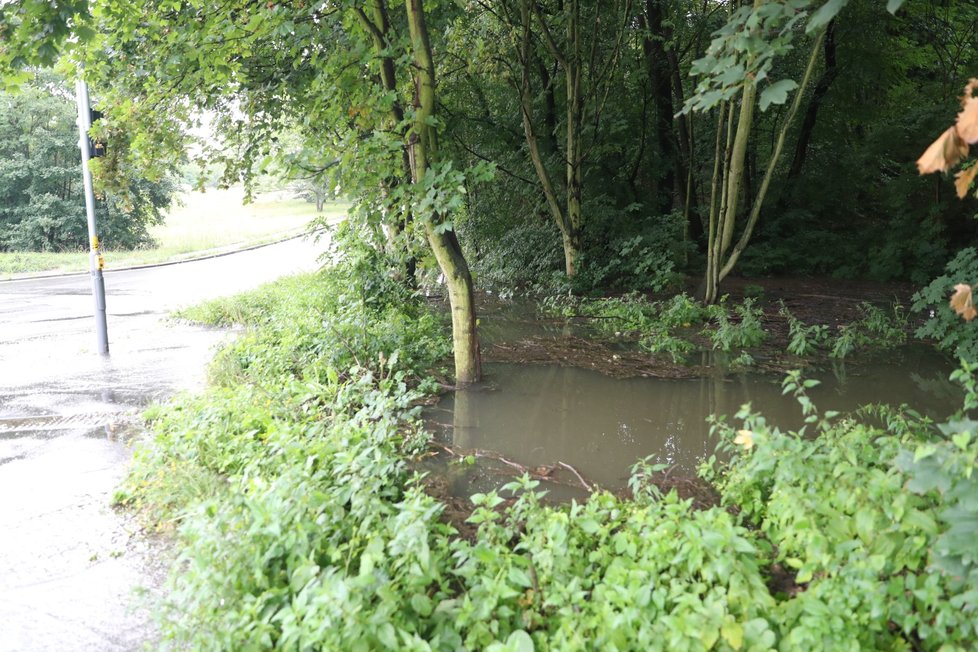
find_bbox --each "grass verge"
[0,187,347,278]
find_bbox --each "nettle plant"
[706,297,767,352]
[779,302,829,356]
[705,369,978,649]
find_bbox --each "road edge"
[0,228,328,284]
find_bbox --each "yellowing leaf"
[954,165,978,199]
[721,621,744,651]
[958,79,978,144]
[734,429,754,451]
[950,283,977,321]
[917,126,969,174]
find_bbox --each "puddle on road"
[424,347,960,498]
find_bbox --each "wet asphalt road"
[0,236,323,651]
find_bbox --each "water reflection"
[428,348,960,494]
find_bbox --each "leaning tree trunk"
[717,27,827,281]
[517,0,581,278]
[405,0,481,385]
[355,0,418,284]
[562,0,583,278]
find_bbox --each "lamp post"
[75,78,109,356]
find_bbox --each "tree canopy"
[0,72,174,251]
[4,0,978,379]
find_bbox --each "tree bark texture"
[405,0,481,385]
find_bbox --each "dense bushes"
[0,75,175,252]
[913,247,978,362]
[706,374,977,649]
[123,255,978,650]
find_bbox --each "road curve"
[0,234,324,652]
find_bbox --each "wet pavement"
[0,236,323,651]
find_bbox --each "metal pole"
[75,78,109,356]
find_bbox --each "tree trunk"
[704,100,736,304]
[405,0,481,385]
[719,84,756,258]
[717,27,827,281]
[787,21,836,181]
[641,0,677,215]
[562,0,583,278]
[356,0,418,283]
[517,0,580,278]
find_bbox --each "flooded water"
[425,346,960,498]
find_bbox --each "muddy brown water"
[424,346,961,500]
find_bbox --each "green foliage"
[913,247,978,362]
[0,73,174,252]
[542,292,710,362]
[126,247,978,649]
[542,292,710,336]
[456,478,777,651]
[707,298,767,352]
[686,0,907,113]
[895,361,978,626]
[127,261,780,650]
[640,330,697,363]
[0,0,92,86]
[830,324,858,359]
[706,370,977,649]
[779,302,829,356]
[543,293,771,362]
[686,1,807,113]
[572,210,686,294]
[182,226,450,385]
[828,302,907,359]
[856,302,908,346]
[460,214,564,292]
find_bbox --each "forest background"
[3,0,975,295]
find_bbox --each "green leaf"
[377,623,397,649]
[914,443,937,462]
[578,518,602,534]
[886,0,906,14]
[796,566,814,583]
[807,0,849,33]
[508,566,533,588]
[953,431,972,450]
[721,621,744,651]
[506,630,535,652]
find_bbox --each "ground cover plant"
[119,245,978,650]
[540,292,910,368]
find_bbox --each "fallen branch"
[427,441,597,493]
[558,461,593,492]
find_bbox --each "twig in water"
[558,461,593,492]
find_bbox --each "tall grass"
[0,186,347,278]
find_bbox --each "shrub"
[707,298,767,352]
[913,247,978,362]
[125,252,978,650]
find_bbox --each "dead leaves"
[917,126,969,175]
[955,165,978,199]
[917,78,978,198]
[950,283,977,322]
[956,79,978,143]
